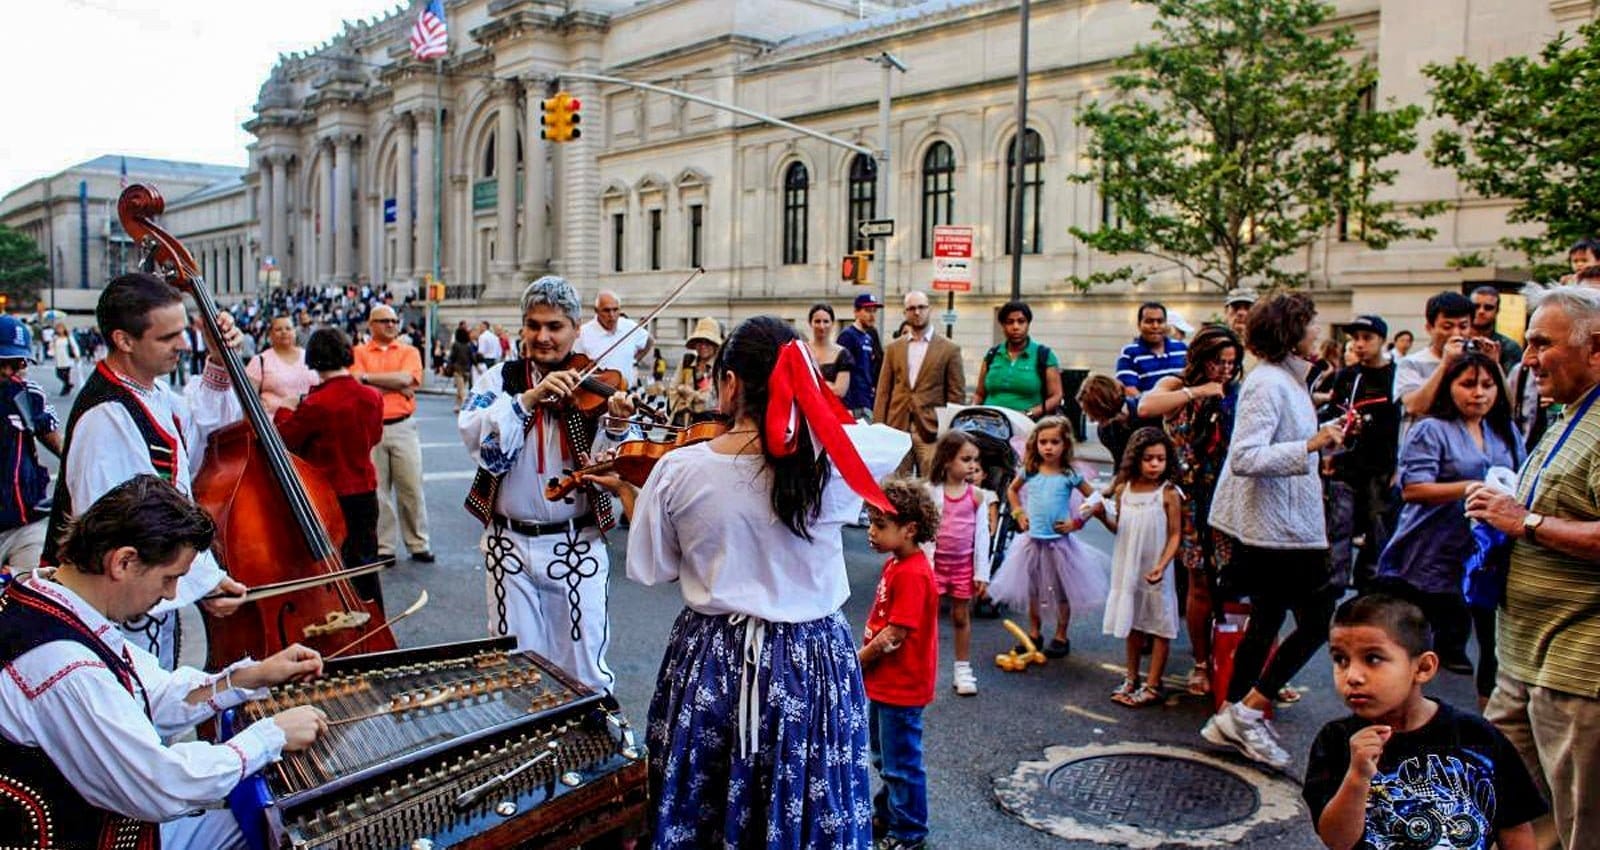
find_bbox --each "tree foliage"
[1070,0,1439,293]
[1426,21,1600,277]
[0,225,46,305]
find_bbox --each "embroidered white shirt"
[0,573,284,823]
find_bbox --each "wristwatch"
[1523,512,1546,542]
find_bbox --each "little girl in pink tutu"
[987,416,1110,657]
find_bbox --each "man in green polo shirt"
[1466,284,1600,850]
[972,301,1062,420]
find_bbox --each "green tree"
[0,224,46,306]
[1426,21,1600,278]
[1070,0,1440,293]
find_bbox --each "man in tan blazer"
[874,290,966,474]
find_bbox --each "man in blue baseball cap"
[838,292,884,419]
[0,315,61,579]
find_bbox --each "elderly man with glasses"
[351,304,433,563]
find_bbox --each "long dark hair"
[1109,426,1179,496]
[1425,351,1518,451]
[716,316,829,540]
[1181,326,1244,388]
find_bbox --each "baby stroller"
[939,405,1034,618]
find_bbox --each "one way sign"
[858,219,895,239]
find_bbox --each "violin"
[539,352,667,424]
[544,419,728,501]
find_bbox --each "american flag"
[409,0,448,61]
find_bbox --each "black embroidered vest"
[462,358,613,531]
[42,363,182,567]
[0,580,159,850]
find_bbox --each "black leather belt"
[491,513,596,537]
[383,414,411,425]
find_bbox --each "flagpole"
[431,57,444,372]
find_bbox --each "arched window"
[1004,129,1044,255]
[481,131,496,179]
[847,153,877,252]
[782,162,809,265]
[920,141,955,258]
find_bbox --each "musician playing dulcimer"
[42,272,251,669]
[458,276,639,694]
[0,476,327,850]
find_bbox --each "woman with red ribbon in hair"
[592,315,908,850]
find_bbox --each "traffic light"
[540,92,582,143]
[0,295,9,311]
[427,281,446,301]
[841,250,873,285]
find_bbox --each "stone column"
[258,158,275,271]
[318,144,335,283]
[271,157,290,268]
[521,78,547,271]
[333,135,356,284]
[562,49,603,284]
[367,192,383,287]
[416,111,437,279]
[494,84,519,277]
[396,117,415,281]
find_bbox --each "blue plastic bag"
[1463,520,1509,610]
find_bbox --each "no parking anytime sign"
[932,225,974,292]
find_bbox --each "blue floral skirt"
[646,608,873,850]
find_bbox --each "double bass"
[118,184,395,669]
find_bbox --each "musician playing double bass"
[0,475,327,850]
[458,275,637,694]
[43,272,250,669]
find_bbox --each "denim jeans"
[869,701,927,842]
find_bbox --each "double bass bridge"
[302,609,371,639]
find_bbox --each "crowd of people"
[3,244,1599,850]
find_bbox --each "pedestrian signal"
[841,250,873,285]
[540,92,582,143]
[0,295,9,311]
[427,281,446,301]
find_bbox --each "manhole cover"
[1044,753,1258,830]
[994,742,1304,848]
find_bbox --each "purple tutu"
[988,533,1110,611]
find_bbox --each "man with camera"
[1395,291,1492,449]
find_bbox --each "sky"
[0,0,405,197]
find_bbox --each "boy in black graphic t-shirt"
[1304,594,1544,850]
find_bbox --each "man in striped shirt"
[1115,302,1188,403]
[1466,284,1600,850]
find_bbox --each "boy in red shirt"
[860,478,940,850]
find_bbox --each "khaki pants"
[373,418,430,556]
[0,519,46,573]
[893,431,936,478]
[1485,669,1600,849]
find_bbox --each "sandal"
[1114,684,1164,707]
[1043,637,1071,659]
[1111,677,1139,701]
[1277,685,1302,704]
[1185,663,1211,696]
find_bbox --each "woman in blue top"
[1376,351,1523,697]
[973,301,1062,420]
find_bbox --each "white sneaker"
[1201,704,1290,769]
[952,662,978,696]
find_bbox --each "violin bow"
[574,267,706,384]
[325,590,429,660]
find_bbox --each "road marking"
[420,442,461,449]
[422,470,476,482]
[1062,704,1118,724]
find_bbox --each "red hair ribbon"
[764,340,894,515]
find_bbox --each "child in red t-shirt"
[859,478,941,850]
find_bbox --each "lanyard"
[1523,382,1600,508]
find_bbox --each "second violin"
[544,420,728,501]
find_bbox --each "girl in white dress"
[1089,427,1182,707]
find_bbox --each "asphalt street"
[44,376,1482,850]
